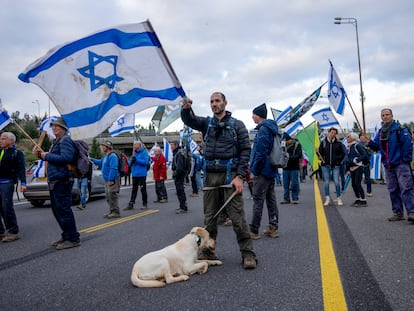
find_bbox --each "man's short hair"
[328,127,338,134]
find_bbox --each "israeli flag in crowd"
[18,21,186,139]
[371,124,378,141]
[311,106,340,128]
[34,160,46,178]
[370,152,382,179]
[39,115,59,139]
[327,60,346,115]
[163,138,172,164]
[108,114,135,137]
[284,120,304,136]
[276,105,292,126]
[0,106,12,131]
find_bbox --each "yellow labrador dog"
[131,227,222,288]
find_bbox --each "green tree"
[90,138,102,159]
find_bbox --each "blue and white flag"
[371,124,378,141]
[18,21,186,139]
[284,120,304,136]
[370,152,382,180]
[327,60,346,115]
[39,115,59,139]
[108,113,135,137]
[271,108,282,120]
[311,106,340,128]
[276,105,292,126]
[0,107,12,131]
[163,138,173,164]
[34,160,46,178]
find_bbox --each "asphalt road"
[1,178,413,311]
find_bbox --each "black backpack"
[67,140,90,178]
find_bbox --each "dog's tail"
[131,271,166,288]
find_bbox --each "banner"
[296,121,320,170]
[19,21,186,139]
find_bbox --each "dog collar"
[191,232,201,246]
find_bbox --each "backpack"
[68,140,90,178]
[269,133,289,169]
[181,146,192,174]
[354,143,370,165]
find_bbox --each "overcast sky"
[1,0,413,133]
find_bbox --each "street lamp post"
[334,17,366,133]
[32,100,40,119]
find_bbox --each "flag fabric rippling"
[0,106,12,131]
[328,60,346,115]
[311,106,340,128]
[108,114,135,137]
[39,116,59,138]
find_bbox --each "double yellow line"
[79,209,159,233]
[313,179,347,310]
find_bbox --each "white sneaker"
[323,196,330,206]
[336,197,343,206]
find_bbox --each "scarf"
[380,121,393,141]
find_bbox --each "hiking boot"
[335,197,343,206]
[280,200,291,204]
[243,256,257,269]
[105,213,121,219]
[407,214,414,223]
[123,202,134,211]
[223,219,232,226]
[56,240,80,250]
[388,214,405,221]
[351,199,361,207]
[175,208,188,214]
[51,239,64,247]
[2,233,20,243]
[262,225,279,238]
[323,196,330,206]
[250,232,260,240]
[159,199,168,203]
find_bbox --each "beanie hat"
[252,103,267,119]
[50,117,68,130]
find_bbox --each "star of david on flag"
[108,113,135,137]
[311,106,340,128]
[18,21,186,139]
[327,60,346,115]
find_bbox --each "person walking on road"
[317,127,346,207]
[90,141,121,219]
[152,146,168,203]
[0,132,26,243]
[360,108,414,222]
[181,92,257,269]
[32,118,80,250]
[124,141,149,211]
[170,141,189,214]
[280,134,302,205]
[248,103,279,240]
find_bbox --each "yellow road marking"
[79,209,159,233]
[313,179,348,311]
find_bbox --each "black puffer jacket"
[318,137,346,167]
[181,108,250,178]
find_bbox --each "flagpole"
[345,95,363,133]
[12,120,44,151]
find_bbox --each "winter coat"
[129,148,149,178]
[0,146,26,184]
[152,153,168,181]
[346,141,369,171]
[250,119,279,178]
[317,137,346,167]
[45,135,75,181]
[181,109,250,178]
[284,140,303,171]
[90,153,120,182]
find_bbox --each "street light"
[32,100,40,119]
[334,17,366,133]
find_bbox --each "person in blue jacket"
[90,141,120,219]
[360,108,414,222]
[249,103,280,240]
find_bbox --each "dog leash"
[203,185,238,229]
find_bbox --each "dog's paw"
[182,275,190,281]
[208,260,222,266]
[198,264,208,274]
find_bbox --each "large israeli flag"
[311,106,340,128]
[19,21,186,139]
[108,114,135,137]
[327,60,346,115]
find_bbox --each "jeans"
[385,163,414,216]
[321,165,341,198]
[282,169,300,201]
[155,180,168,200]
[49,179,79,242]
[77,177,88,206]
[129,176,147,205]
[0,181,19,234]
[250,175,278,234]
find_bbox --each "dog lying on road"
[131,227,222,288]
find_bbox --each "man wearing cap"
[170,140,189,214]
[90,141,121,218]
[249,103,280,240]
[32,117,80,250]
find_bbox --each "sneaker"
[51,239,64,247]
[280,200,291,204]
[335,197,343,206]
[262,225,279,238]
[367,192,373,197]
[2,233,20,243]
[356,200,367,207]
[243,256,257,269]
[190,193,198,197]
[351,200,361,206]
[175,208,188,214]
[292,200,300,204]
[250,232,260,240]
[323,196,330,206]
[123,203,134,211]
[388,214,405,221]
[159,199,168,203]
[223,219,233,226]
[56,240,80,250]
[105,213,121,219]
[76,204,85,210]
